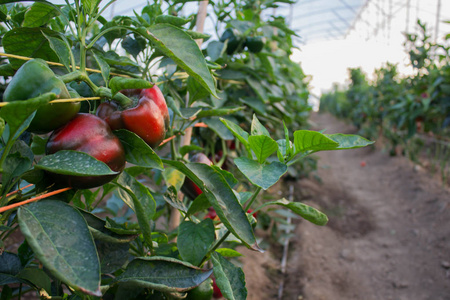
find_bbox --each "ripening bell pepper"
[46,113,126,189]
[96,85,169,149]
[3,59,80,133]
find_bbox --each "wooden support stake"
[168,0,210,233]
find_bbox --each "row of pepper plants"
[0,1,373,299]
[320,21,450,182]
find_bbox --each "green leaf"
[196,106,245,119]
[0,117,4,138]
[42,32,71,72]
[187,76,209,104]
[2,141,33,189]
[18,200,101,296]
[179,145,203,157]
[121,36,146,59]
[248,135,278,163]
[258,198,328,226]
[0,252,23,285]
[325,133,375,149]
[0,64,15,76]
[247,76,268,103]
[215,248,243,258]
[137,24,217,97]
[3,27,60,68]
[78,209,138,244]
[212,252,247,300]
[0,252,22,276]
[162,185,187,212]
[81,0,96,15]
[0,92,55,139]
[114,129,164,170]
[96,241,130,274]
[234,157,287,190]
[179,107,202,119]
[163,160,260,251]
[30,135,47,156]
[250,114,270,137]
[35,150,118,176]
[109,77,153,97]
[204,117,235,140]
[185,193,209,216]
[207,41,225,61]
[162,167,185,192]
[268,20,299,37]
[177,219,215,266]
[220,118,250,149]
[115,171,156,247]
[115,256,213,292]
[293,130,339,153]
[18,268,51,293]
[22,2,59,27]
[93,51,110,85]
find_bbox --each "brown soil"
[242,112,450,300]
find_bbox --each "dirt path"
[243,112,450,300]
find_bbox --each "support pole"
[168,0,209,233]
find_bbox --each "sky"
[291,0,450,100]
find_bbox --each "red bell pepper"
[46,113,126,189]
[96,85,169,148]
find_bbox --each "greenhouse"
[0,1,449,299]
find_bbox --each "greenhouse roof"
[93,0,369,45]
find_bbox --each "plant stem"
[244,186,262,211]
[198,230,231,267]
[59,71,84,84]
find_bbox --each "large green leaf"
[325,133,375,149]
[43,32,71,72]
[22,2,59,27]
[115,256,213,292]
[3,27,60,68]
[162,167,185,192]
[212,252,247,300]
[220,118,250,148]
[2,141,33,191]
[293,130,339,153]
[35,150,118,176]
[137,24,217,97]
[234,157,287,190]
[18,200,101,296]
[114,129,164,170]
[0,252,23,285]
[250,114,270,137]
[96,241,130,274]
[177,219,215,266]
[258,198,328,226]
[248,135,278,163]
[0,92,55,139]
[203,117,235,140]
[163,160,260,251]
[115,171,156,248]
